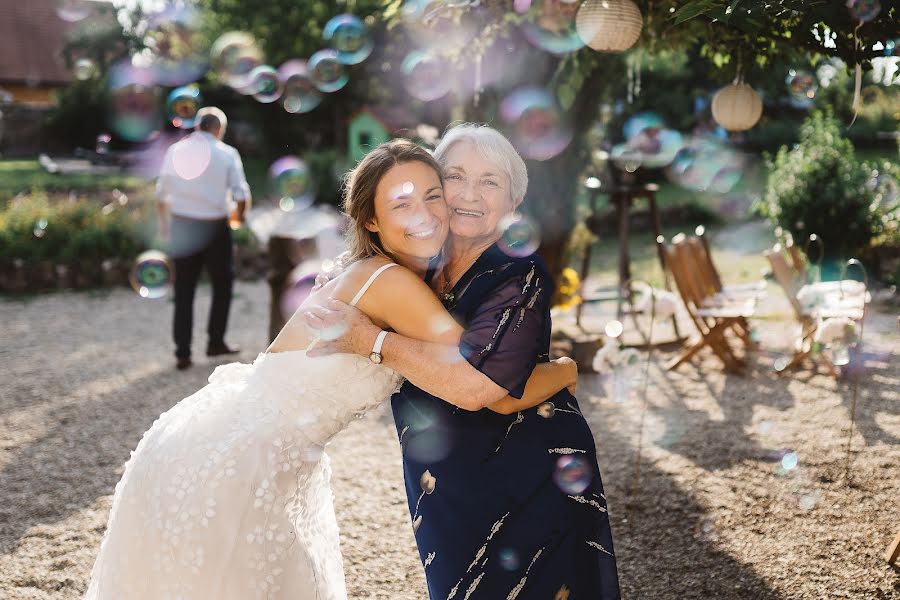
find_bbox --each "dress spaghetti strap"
[349,262,398,307]
[304,262,397,353]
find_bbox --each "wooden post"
[886,529,900,565]
[576,186,601,328]
[645,183,682,339]
[616,189,631,321]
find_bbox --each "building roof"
[0,0,110,86]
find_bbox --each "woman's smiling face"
[366,160,449,268]
[442,141,519,247]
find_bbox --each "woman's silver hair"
[433,123,529,201]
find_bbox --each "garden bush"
[0,192,145,290]
[756,111,897,270]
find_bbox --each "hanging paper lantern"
[575,0,643,52]
[711,81,763,131]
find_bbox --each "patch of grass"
[577,222,772,289]
[0,160,147,201]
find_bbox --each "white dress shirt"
[156,131,251,219]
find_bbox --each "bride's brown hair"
[342,139,443,264]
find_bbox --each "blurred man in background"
[157,106,250,370]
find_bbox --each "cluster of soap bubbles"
[210,14,372,112]
[93,9,377,144]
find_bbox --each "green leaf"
[672,0,718,25]
[558,84,576,111]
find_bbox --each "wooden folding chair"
[682,233,763,350]
[886,530,900,566]
[660,235,755,372]
[694,227,768,300]
[785,235,808,280]
[764,244,866,378]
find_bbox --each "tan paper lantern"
[576,0,643,52]
[711,81,763,131]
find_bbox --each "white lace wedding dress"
[85,264,403,600]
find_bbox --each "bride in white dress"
[85,140,575,600]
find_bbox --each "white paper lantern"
[712,81,763,131]
[576,0,643,52]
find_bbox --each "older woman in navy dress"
[311,124,619,599]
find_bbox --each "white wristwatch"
[369,330,388,364]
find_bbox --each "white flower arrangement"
[592,342,641,373]
[797,280,867,313]
[813,317,860,346]
[634,285,680,319]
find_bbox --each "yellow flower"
[553,267,583,311]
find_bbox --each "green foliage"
[49,2,139,150]
[0,160,146,202]
[0,193,144,266]
[46,78,110,151]
[305,148,351,208]
[757,111,889,260]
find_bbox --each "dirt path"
[1,279,898,599]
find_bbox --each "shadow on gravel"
[0,365,210,556]
[585,404,783,600]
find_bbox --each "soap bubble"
[211,31,264,91]
[248,65,283,103]
[402,51,452,102]
[144,5,208,86]
[553,454,592,494]
[323,14,373,65]
[166,86,202,129]
[520,0,584,55]
[497,214,541,257]
[500,87,572,161]
[278,60,322,114]
[130,250,173,299]
[309,50,349,93]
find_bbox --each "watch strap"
[372,330,388,355]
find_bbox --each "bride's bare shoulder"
[328,257,424,304]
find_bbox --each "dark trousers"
[171,216,234,359]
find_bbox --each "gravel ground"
[1,277,898,599]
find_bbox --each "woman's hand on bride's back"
[304,299,380,358]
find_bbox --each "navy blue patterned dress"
[391,244,620,599]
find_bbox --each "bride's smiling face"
[366,161,449,268]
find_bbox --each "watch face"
[370,352,383,364]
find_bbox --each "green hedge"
[0,192,145,267]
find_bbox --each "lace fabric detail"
[86,351,402,600]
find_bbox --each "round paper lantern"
[576,0,643,52]
[712,81,763,131]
